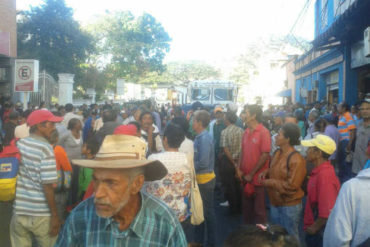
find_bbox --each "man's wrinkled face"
[93,169,131,218]
[38,121,56,141]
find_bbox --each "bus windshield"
[214,88,233,101]
[192,88,210,100]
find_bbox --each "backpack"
[0,156,19,201]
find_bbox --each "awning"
[312,0,370,48]
[276,89,292,97]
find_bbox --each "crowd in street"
[0,93,369,247]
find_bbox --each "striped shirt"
[55,192,187,247]
[14,134,58,216]
[338,112,356,141]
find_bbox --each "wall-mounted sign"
[14,59,39,92]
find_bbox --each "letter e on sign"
[18,66,32,80]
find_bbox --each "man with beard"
[55,135,187,247]
[10,110,63,247]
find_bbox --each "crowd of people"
[0,93,369,247]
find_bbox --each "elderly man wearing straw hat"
[55,135,187,247]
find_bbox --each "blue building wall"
[344,45,358,106]
[295,62,344,104]
[295,0,359,105]
[315,0,342,38]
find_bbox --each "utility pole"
[43,70,46,102]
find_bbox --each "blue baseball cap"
[273,111,286,118]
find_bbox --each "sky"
[17,0,315,64]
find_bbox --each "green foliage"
[89,11,171,84]
[74,64,110,97]
[139,60,221,85]
[17,0,94,78]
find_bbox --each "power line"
[289,0,312,36]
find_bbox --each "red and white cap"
[27,110,63,127]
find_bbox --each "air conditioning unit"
[365,27,370,57]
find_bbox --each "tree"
[139,60,221,85]
[73,64,111,99]
[17,0,94,78]
[89,11,171,84]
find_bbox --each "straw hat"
[72,135,167,181]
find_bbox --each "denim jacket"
[194,130,215,174]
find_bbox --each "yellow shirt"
[196,172,215,184]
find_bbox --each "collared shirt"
[194,130,215,174]
[241,123,271,185]
[14,134,58,216]
[323,168,370,247]
[144,152,191,222]
[304,161,340,229]
[55,192,187,247]
[352,120,370,174]
[338,112,356,141]
[220,124,244,160]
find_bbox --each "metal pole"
[43,70,46,102]
[23,92,28,110]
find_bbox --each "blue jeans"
[270,203,302,242]
[194,178,216,247]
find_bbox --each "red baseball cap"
[113,124,138,136]
[27,110,63,127]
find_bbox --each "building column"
[58,73,74,105]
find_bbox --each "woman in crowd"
[49,131,72,220]
[139,111,163,156]
[58,118,83,160]
[58,118,83,207]
[143,123,192,239]
[259,123,306,242]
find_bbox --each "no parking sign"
[14,59,39,92]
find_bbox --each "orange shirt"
[54,145,72,172]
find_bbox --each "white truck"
[188,80,237,106]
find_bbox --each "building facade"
[294,0,370,105]
[0,0,16,98]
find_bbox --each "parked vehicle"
[188,80,237,106]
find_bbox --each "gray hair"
[125,167,145,182]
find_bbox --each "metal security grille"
[28,71,58,108]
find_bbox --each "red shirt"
[304,161,340,229]
[241,123,271,186]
